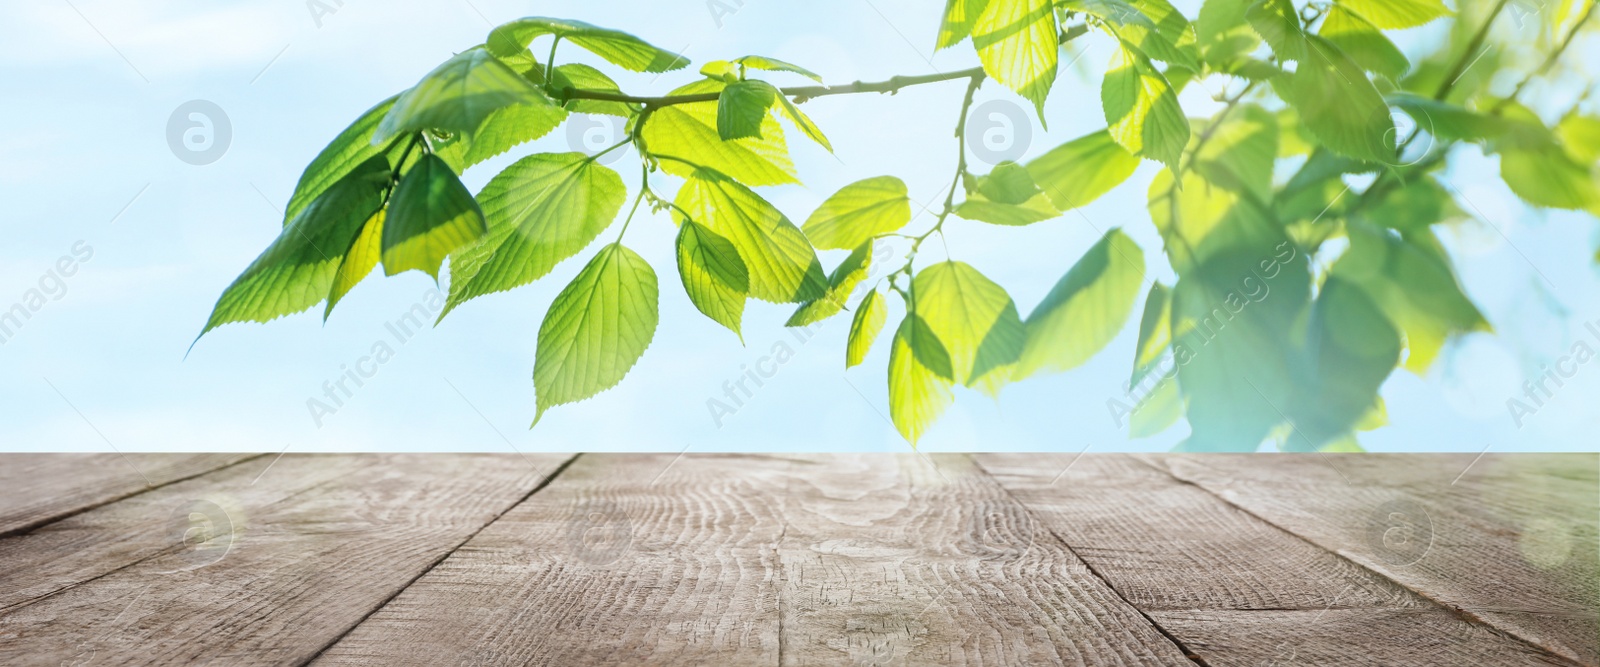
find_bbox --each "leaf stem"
[544,36,560,88]
[888,72,985,290]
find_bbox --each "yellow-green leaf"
[533,243,659,423]
[913,261,1026,394]
[803,176,911,250]
[675,168,826,303]
[1130,282,1171,386]
[326,209,385,320]
[286,96,398,227]
[1501,143,1600,210]
[381,154,487,279]
[936,0,988,49]
[487,17,690,73]
[643,79,798,187]
[1336,0,1449,29]
[972,0,1058,118]
[1027,130,1142,210]
[374,47,555,145]
[1102,40,1189,171]
[200,157,389,336]
[676,220,749,340]
[1016,229,1145,379]
[443,153,625,317]
[847,289,888,368]
[1320,5,1409,80]
[888,313,955,445]
[1288,35,1394,163]
[735,55,822,82]
[788,240,873,327]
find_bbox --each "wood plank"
[318,453,1198,666]
[975,453,1582,667]
[1157,453,1599,666]
[312,453,791,666]
[0,453,570,666]
[774,453,1196,666]
[0,453,259,536]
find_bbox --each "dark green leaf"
[382,153,487,279]
[374,47,555,145]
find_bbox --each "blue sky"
[2,0,1598,453]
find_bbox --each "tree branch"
[556,67,987,108]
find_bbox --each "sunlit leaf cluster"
[202,1,1600,450]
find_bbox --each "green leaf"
[1149,167,1287,274]
[914,261,1026,394]
[936,0,988,49]
[973,162,1042,205]
[487,17,689,73]
[888,313,955,445]
[442,153,625,317]
[953,191,1060,225]
[1027,130,1142,211]
[1288,35,1394,163]
[1247,0,1307,60]
[972,0,1058,118]
[1130,282,1172,386]
[1197,0,1261,68]
[643,79,798,187]
[533,243,659,423]
[1102,40,1189,171]
[1320,5,1409,80]
[735,55,823,82]
[374,47,555,145]
[381,154,487,279]
[1193,104,1279,201]
[451,100,569,169]
[847,289,888,368]
[1070,0,1200,70]
[802,176,912,250]
[1557,113,1600,164]
[1363,175,1465,232]
[1334,223,1486,373]
[200,156,389,336]
[1171,244,1311,451]
[674,168,827,303]
[326,209,385,319]
[285,96,397,227]
[1016,229,1146,379]
[1501,143,1600,210]
[676,220,748,340]
[773,95,833,152]
[549,63,632,117]
[1284,276,1401,448]
[717,80,777,141]
[1335,0,1449,29]
[1129,377,1183,438]
[788,240,873,327]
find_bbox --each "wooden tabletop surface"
[0,453,1593,666]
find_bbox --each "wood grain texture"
[975,453,1581,667]
[774,453,1196,666]
[0,453,569,666]
[1157,453,1599,666]
[0,453,259,536]
[313,453,793,666]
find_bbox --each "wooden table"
[0,453,1593,666]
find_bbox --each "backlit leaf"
[1320,5,1409,80]
[200,157,389,336]
[382,153,487,279]
[1284,276,1401,448]
[972,0,1058,118]
[286,96,397,227]
[914,261,1026,394]
[443,153,625,317]
[1027,130,1142,210]
[1247,0,1307,60]
[788,240,873,327]
[1288,35,1394,163]
[736,55,823,82]
[374,47,555,145]
[718,80,777,141]
[643,79,798,186]
[1131,282,1171,386]
[675,168,827,303]
[1016,229,1146,379]
[487,17,689,73]
[326,209,385,320]
[1102,40,1189,171]
[1336,0,1449,29]
[936,0,988,49]
[676,220,749,340]
[847,289,888,368]
[888,313,955,444]
[533,243,659,423]
[802,176,912,250]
